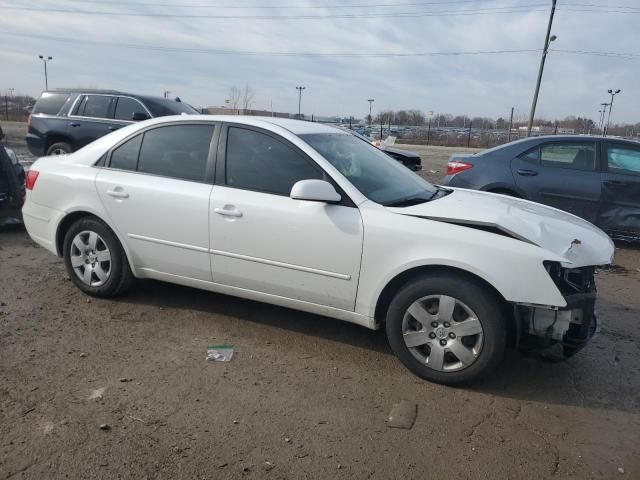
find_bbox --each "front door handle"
[70,122,81,127]
[106,188,129,199]
[108,126,121,131]
[604,180,629,187]
[517,169,539,176]
[214,207,243,218]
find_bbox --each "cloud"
[0,0,637,123]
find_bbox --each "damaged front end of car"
[515,262,598,359]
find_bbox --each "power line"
[0,3,552,19]
[23,0,537,8]
[1,31,637,60]
[0,31,543,57]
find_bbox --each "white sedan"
[22,116,614,385]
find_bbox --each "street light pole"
[598,103,608,133]
[526,0,557,136]
[296,86,306,117]
[604,89,621,136]
[38,55,53,90]
[367,99,374,126]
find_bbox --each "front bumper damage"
[515,264,597,359]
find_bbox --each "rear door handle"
[516,169,539,176]
[70,122,81,127]
[108,126,121,131]
[106,188,129,199]
[604,180,629,187]
[214,207,243,218]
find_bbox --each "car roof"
[45,89,179,103]
[134,115,347,135]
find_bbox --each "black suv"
[26,90,198,156]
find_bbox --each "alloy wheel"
[402,295,484,372]
[69,230,112,287]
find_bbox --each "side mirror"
[132,112,149,121]
[290,180,341,204]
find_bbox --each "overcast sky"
[1,0,638,123]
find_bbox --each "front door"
[598,141,640,238]
[95,122,217,281]
[68,94,116,149]
[209,125,363,311]
[511,140,601,223]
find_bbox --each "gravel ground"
[2,233,640,480]
[1,122,639,479]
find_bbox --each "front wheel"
[386,273,507,386]
[62,217,134,297]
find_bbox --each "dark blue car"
[442,135,640,241]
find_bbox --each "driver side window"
[225,127,323,196]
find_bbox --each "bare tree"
[241,83,255,114]
[229,86,241,114]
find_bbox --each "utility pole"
[367,99,374,126]
[467,121,472,147]
[526,0,557,136]
[349,116,352,129]
[296,86,305,118]
[163,90,171,99]
[426,119,431,145]
[38,55,53,90]
[604,89,621,136]
[508,107,514,142]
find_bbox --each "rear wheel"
[46,142,72,156]
[62,217,134,297]
[386,273,507,385]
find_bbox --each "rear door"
[68,94,117,148]
[598,141,640,238]
[510,140,601,223]
[95,122,218,280]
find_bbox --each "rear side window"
[607,144,640,175]
[540,143,596,171]
[137,125,214,182]
[225,127,323,195]
[81,95,115,119]
[32,92,71,115]
[109,134,142,171]
[115,97,146,121]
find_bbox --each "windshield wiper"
[384,188,444,207]
[384,196,433,207]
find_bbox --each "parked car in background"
[348,129,422,171]
[26,89,199,157]
[23,117,614,385]
[0,143,25,227]
[443,135,640,242]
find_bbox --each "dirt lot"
[1,123,640,479]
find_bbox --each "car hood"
[388,188,615,267]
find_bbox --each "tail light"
[25,170,39,190]
[447,161,473,175]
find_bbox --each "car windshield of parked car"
[142,98,199,116]
[301,133,437,206]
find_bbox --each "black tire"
[62,217,134,298]
[385,272,507,386]
[46,142,72,156]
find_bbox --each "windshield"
[142,98,199,116]
[301,133,437,206]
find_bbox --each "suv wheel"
[47,142,72,156]
[386,273,507,386]
[62,217,134,297]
